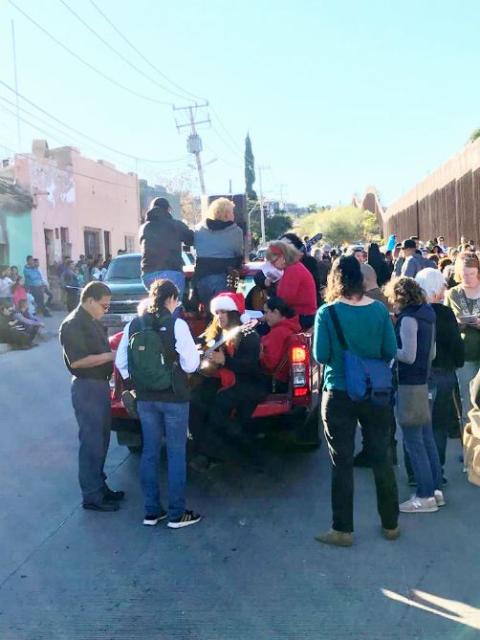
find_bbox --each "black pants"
[321,390,399,533]
[190,378,266,462]
[28,286,46,314]
[71,378,111,504]
[0,326,32,348]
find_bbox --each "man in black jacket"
[139,197,193,297]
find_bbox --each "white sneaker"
[399,496,439,513]
[434,490,446,507]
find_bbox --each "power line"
[8,0,172,106]
[9,0,246,184]
[211,123,243,160]
[87,0,243,159]
[210,106,243,155]
[0,138,140,189]
[0,80,187,164]
[89,0,206,103]
[59,0,192,103]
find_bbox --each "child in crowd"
[14,299,44,341]
[12,277,28,309]
[0,267,13,305]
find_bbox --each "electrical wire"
[59,0,193,103]
[0,138,141,189]
[8,0,173,106]
[211,124,244,161]
[0,80,187,164]
[210,105,243,155]
[9,0,246,179]
[88,0,206,103]
[87,0,243,159]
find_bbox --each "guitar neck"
[202,320,258,357]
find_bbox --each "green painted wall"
[0,209,33,269]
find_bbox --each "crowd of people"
[56,195,478,541]
[0,258,49,349]
[0,252,117,350]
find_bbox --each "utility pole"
[258,165,270,244]
[11,20,21,147]
[173,102,210,196]
[279,183,287,210]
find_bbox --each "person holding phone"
[445,252,480,430]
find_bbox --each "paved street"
[0,313,479,640]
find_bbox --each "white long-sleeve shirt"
[115,317,200,380]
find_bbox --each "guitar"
[305,232,323,252]
[198,319,258,374]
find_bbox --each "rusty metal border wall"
[383,139,480,245]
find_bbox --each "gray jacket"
[194,219,243,279]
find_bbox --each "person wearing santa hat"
[189,291,267,470]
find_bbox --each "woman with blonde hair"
[194,197,244,307]
[265,240,317,329]
[445,252,480,429]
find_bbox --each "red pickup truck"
[107,262,321,453]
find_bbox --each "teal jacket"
[313,300,397,391]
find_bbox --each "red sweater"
[260,315,301,382]
[276,262,317,316]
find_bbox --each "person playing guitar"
[189,292,267,471]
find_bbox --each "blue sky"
[0,0,479,207]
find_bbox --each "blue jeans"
[137,400,189,519]
[196,273,228,307]
[402,423,443,497]
[142,270,185,300]
[71,378,111,504]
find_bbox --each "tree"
[293,206,378,246]
[250,209,292,243]
[244,133,257,200]
[362,210,381,239]
[470,128,480,143]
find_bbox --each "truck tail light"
[291,344,309,399]
[291,346,306,363]
[292,363,306,387]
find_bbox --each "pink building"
[7,140,140,273]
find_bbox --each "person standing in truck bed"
[139,197,193,298]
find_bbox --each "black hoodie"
[139,207,193,274]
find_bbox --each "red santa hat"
[210,292,248,323]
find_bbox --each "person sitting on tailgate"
[260,296,301,393]
[279,233,322,304]
[264,240,317,329]
[189,292,267,471]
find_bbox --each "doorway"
[84,229,101,259]
[103,230,111,259]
